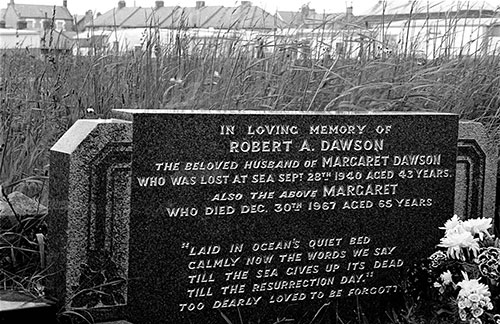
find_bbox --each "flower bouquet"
[418,215,500,324]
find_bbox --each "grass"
[3,44,500,183]
[1,2,500,323]
[2,17,500,187]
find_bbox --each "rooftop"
[7,3,72,20]
[358,0,499,17]
[89,2,282,29]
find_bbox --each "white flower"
[169,77,183,85]
[462,218,492,240]
[439,231,480,260]
[457,279,491,298]
[441,215,465,235]
[434,281,445,294]
[472,307,484,318]
[459,308,468,320]
[468,293,481,302]
[440,270,454,285]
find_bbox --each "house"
[74,10,93,32]
[0,9,6,26]
[3,0,73,31]
[278,4,353,29]
[275,5,364,60]
[87,1,281,31]
[358,0,500,58]
[79,0,284,55]
[81,0,363,59]
[0,1,75,52]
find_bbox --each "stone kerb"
[47,119,132,321]
[455,121,498,221]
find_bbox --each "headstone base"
[0,290,56,324]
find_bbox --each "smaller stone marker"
[47,119,132,321]
[455,121,498,221]
[0,290,56,324]
[0,191,47,228]
[121,110,459,324]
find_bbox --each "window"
[55,20,65,30]
[336,42,344,54]
[25,19,35,29]
[489,25,500,37]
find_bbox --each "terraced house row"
[1,0,500,58]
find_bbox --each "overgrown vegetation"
[2,18,500,186]
[1,5,500,323]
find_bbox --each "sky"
[3,0,364,16]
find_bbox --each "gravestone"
[47,115,498,323]
[47,119,132,322]
[121,110,459,324]
[455,121,498,221]
[0,191,47,228]
[0,290,56,323]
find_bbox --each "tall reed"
[2,16,500,187]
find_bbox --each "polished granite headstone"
[122,110,459,324]
[48,119,132,322]
[455,121,498,221]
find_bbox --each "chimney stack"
[118,1,126,9]
[155,1,164,9]
[196,1,205,9]
[241,1,251,7]
[63,0,67,8]
[346,6,353,17]
[301,5,310,17]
